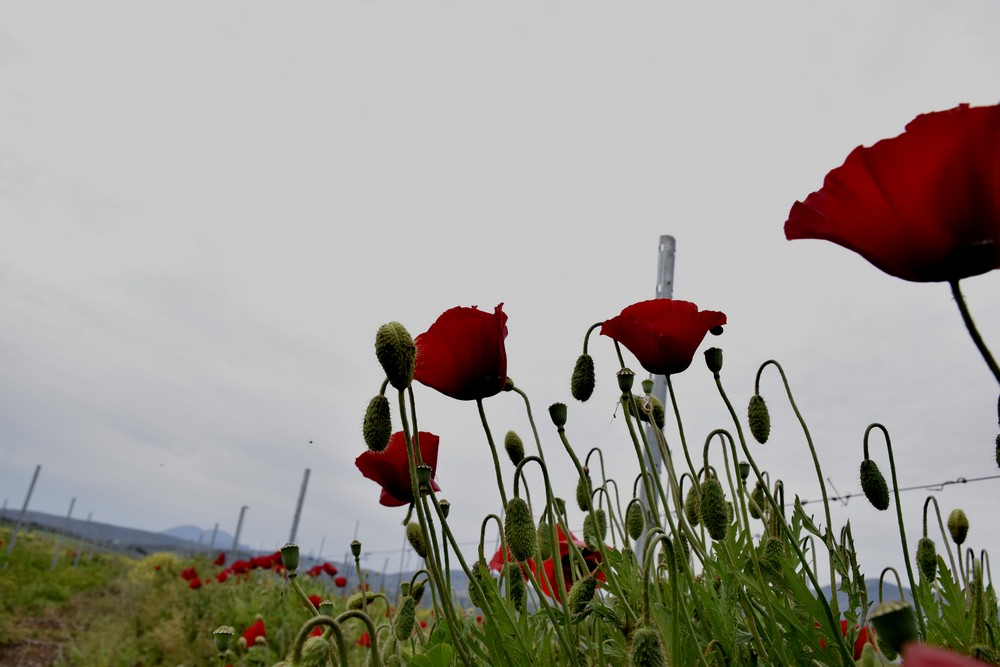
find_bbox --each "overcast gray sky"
[3,2,1000,586]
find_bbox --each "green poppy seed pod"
[375,322,415,390]
[319,600,334,616]
[548,402,568,428]
[280,543,299,573]
[301,635,332,667]
[876,635,898,662]
[362,394,392,452]
[626,501,645,540]
[749,481,766,520]
[393,595,416,641]
[504,561,526,611]
[617,368,635,394]
[683,485,701,527]
[629,626,667,667]
[571,354,596,402]
[504,430,524,466]
[504,497,536,562]
[948,508,969,545]
[416,464,432,489]
[439,499,450,518]
[859,459,891,511]
[738,462,751,483]
[567,574,598,617]
[576,469,592,512]
[916,537,937,581]
[410,579,426,604]
[747,394,770,444]
[351,540,362,558]
[704,347,723,374]
[213,626,235,653]
[400,582,410,597]
[406,522,427,558]
[536,521,554,560]
[641,378,654,394]
[870,599,918,656]
[700,478,729,541]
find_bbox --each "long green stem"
[477,398,509,507]
[950,279,1000,384]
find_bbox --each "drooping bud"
[629,626,667,667]
[749,481,766,520]
[504,430,524,466]
[646,396,666,429]
[406,522,427,558]
[626,501,645,540]
[504,497,536,562]
[347,591,377,610]
[947,508,969,545]
[375,322,415,390]
[362,394,392,452]
[617,368,635,394]
[747,394,770,444]
[213,626,235,653]
[409,579,426,604]
[916,537,937,581]
[859,459,890,511]
[504,562,526,611]
[759,535,784,574]
[571,354,596,402]
[468,559,492,609]
[280,543,299,573]
[869,599,918,656]
[583,510,606,549]
[567,574,598,617]
[683,485,701,527]
[576,469,592,512]
[548,402,568,428]
[301,635,332,667]
[536,521,554,560]
[700,477,729,541]
[393,595,416,640]
[704,347,723,374]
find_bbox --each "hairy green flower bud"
[583,509,607,549]
[375,322,415,390]
[645,396,666,429]
[683,485,701,527]
[860,459,890,511]
[301,635,332,667]
[468,559,492,609]
[393,595,416,641]
[504,562,526,611]
[747,394,770,444]
[870,599,918,657]
[548,402,568,428]
[280,543,299,573]
[759,535,784,574]
[504,497,536,562]
[504,430,524,466]
[916,537,937,581]
[536,521,554,560]
[629,626,667,667]
[362,394,392,452]
[576,470,592,512]
[347,591,377,610]
[749,481,766,520]
[948,508,969,546]
[700,477,729,541]
[704,347,723,374]
[409,579,426,605]
[626,501,645,541]
[406,522,427,558]
[571,354,596,402]
[567,574,598,617]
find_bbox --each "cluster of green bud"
[504,497,536,562]
[375,322,415,390]
[504,430,524,466]
[629,626,667,667]
[567,574,598,618]
[406,522,427,558]
[571,353,596,402]
[626,501,645,541]
[916,537,937,581]
[363,394,392,452]
[393,595,417,640]
[747,394,770,444]
[700,476,729,541]
[859,459,890,511]
[948,508,969,545]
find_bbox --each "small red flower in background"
[213,552,226,567]
[251,551,283,570]
[215,570,229,584]
[188,576,202,590]
[180,566,198,581]
[322,562,338,576]
[355,431,441,507]
[334,576,347,588]
[242,618,266,646]
[785,103,1000,283]
[413,304,508,401]
[357,631,371,647]
[903,642,989,666]
[600,300,726,376]
[306,565,324,577]
[818,620,876,660]
[230,560,251,575]
[309,626,324,637]
[307,594,322,611]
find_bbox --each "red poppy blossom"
[215,570,229,584]
[355,431,441,507]
[334,576,348,588]
[180,566,198,581]
[306,565,324,577]
[242,618,266,646]
[785,103,1000,283]
[818,620,876,660]
[489,525,605,603]
[322,562,338,577]
[188,576,202,590]
[213,552,226,567]
[413,304,508,401]
[357,631,371,647]
[308,594,322,610]
[600,300,727,376]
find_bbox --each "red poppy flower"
[902,643,988,666]
[818,620,876,660]
[242,618,266,646]
[357,631,371,647]
[308,594,322,610]
[180,566,198,581]
[355,431,441,507]
[309,626,324,638]
[213,552,226,567]
[413,304,508,401]
[306,565,323,577]
[489,525,605,603]
[322,562,338,577]
[785,104,1000,283]
[334,576,347,588]
[230,560,251,575]
[215,570,229,583]
[188,576,202,590]
[600,300,727,376]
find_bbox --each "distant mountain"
[160,524,238,551]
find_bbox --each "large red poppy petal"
[414,304,508,400]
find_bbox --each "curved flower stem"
[982,549,993,590]
[287,574,321,617]
[646,419,708,564]
[879,566,906,603]
[334,610,383,667]
[510,385,547,461]
[922,495,958,579]
[950,279,1000,384]
[288,614,349,666]
[666,375,700,488]
[476,398,509,508]
[755,359,839,619]
[593,485,626,548]
[864,423,926,638]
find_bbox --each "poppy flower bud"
[351,540,362,558]
[859,459,890,511]
[646,396,666,429]
[406,522,427,558]
[683,485,701,527]
[393,595,416,640]
[747,394,771,444]
[749,481,766,520]
[567,574,598,617]
[548,402,568,428]
[947,508,969,545]
[213,625,235,653]
[870,599,918,656]
[375,322,416,390]
[280,543,299,573]
[571,354,596,402]
[410,579,426,604]
[301,635,332,667]
[759,535,784,573]
[626,501,645,541]
[347,591,376,610]
[916,537,937,581]
[576,469,592,512]
[503,561,526,611]
[704,347,723,374]
[536,521,553,560]
[617,368,635,394]
[362,394,392,452]
[629,626,667,667]
[504,430,524,466]
[468,559,491,609]
[583,509,607,550]
[700,477,729,541]
[504,497,536,562]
